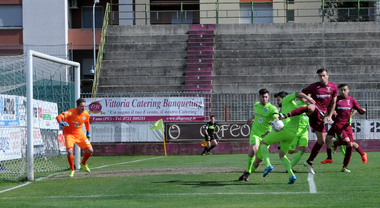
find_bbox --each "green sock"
[291,151,304,168]
[247,156,255,173]
[339,145,346,155]
[260,144,271,168]
[281,156,294,178]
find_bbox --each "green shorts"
[262,127,297,154]
[289,128,309,151]
[249,134,266,160]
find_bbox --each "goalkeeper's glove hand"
[86,131,91,140]
[59,122,69,127]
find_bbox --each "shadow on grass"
[152,180,261,186]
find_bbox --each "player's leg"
[240,135,260,181]
[64,135,76,177]
[305,111,325,174]
[77,135,93,173]
[321,134,334,164]
[342,138,353,172]
[201,137,210,155]
[207,137,218,154]
[352,142,367,163]
[278,137,297,184]
[281,104,315,119]
[260,131,283,176]
[291,132,308,168]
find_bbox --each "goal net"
[0,50,80,181]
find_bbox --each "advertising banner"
[0,128,23,161]
[0,95,19,126]
[85,97,205,122]
[38,100,59,130]
[90,122,163,142]
[165,122,251,142]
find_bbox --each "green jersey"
[281,93,299,133]
[251,102,278,137]
[296,100,309,135]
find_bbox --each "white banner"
[90,122,163,142]
[38,100,59,130]
[85,97,205,122]
[0,95,19,126]
[308,119,380,141]
[0,128,23,161]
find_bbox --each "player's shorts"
[249,134,266,160]
[263,127,297,154]
[64,133,92,150]
[289,127,309,151]
[327,123,353,143]
[308,108,325,133]
[205,134,216,142]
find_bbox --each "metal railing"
[92,3,110,96]
[82,89,380,121]
[106,0,380,25]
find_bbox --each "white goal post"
[26,50,81,181]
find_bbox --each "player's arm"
[295,92,315,105]
[56,112,69,127]
[350,109,357,118]
[247,115,255,124]
[325,96,337,123]
[353,100,366,115]
[85,115,91,139]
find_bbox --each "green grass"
[1,152,379,207]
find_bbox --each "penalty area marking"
[0,156,164,195]
[307,172,317,194]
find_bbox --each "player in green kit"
[238,89,279,182]
[275,92,310,171]
[260,92,314,184]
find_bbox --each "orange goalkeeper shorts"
[64,134,92,150]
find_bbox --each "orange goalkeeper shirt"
[56,108,90,135]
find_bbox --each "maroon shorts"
[327,123,354,142]
[308,108,326,133]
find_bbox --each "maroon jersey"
[302,81,337,113]
[334,95,362,124]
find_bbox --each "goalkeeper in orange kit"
[56,98,93,177]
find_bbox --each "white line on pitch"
[307,172,317,194]
[0,156,164,195]
[1,192,310,199]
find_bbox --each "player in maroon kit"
[279,68,338,174]
[320,84,366,172]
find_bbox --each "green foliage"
[324,0,372,22]
[1,153,379,207]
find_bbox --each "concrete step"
[104,51,187,60]
[212,74,380,84]
[214,48,380,59]
[187,46,214,51]
[213,57,380,67]
[185,80,212,85]
[187,58,213,64]
[184,85,213,91]
[102,59,186,68]
[189,34,215,39]
[106,35,188,43]
[187,51,214,56]
[189,30,215,35]
[185,76,213,81]
[189,24,215,30]
[101,67,185,77]
[97,85,184,93]
[213,65,380,76]
[187,54,213,59]
[186,67,213,72]
[107,25,189,36]
[185,71,213,76]
[104,43,187,52]
[99,76,185,86]
[188,38,215,43]
[214,32,380,42]
[187,62,213,68]
[188,42,214,47]
[215,40,380,50]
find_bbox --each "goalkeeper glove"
[86,131,91,140]
[59,122,69,127]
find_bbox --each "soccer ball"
[271,120,284,132]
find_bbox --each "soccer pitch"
[1,152,379,207]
